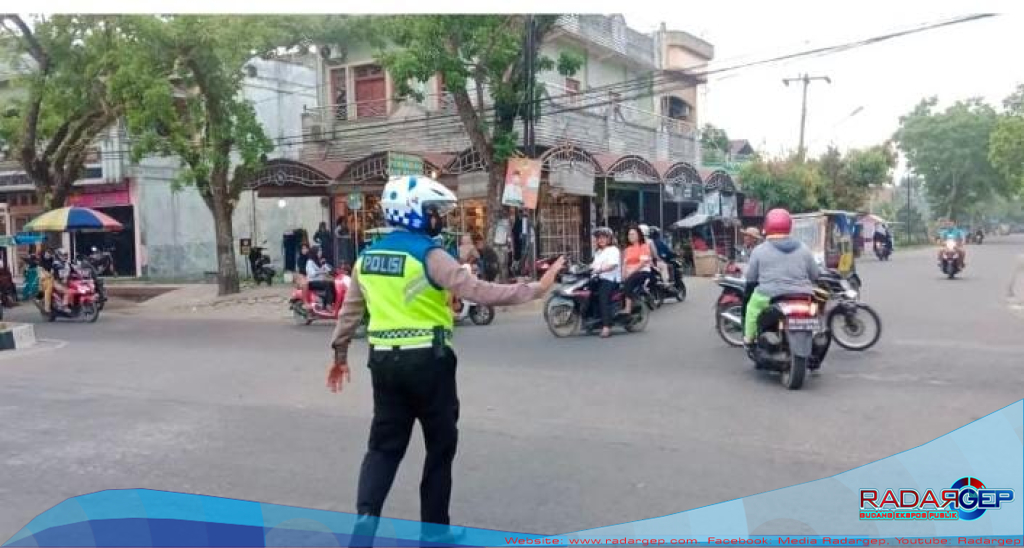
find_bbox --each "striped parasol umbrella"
[23,206,124,233]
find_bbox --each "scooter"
[646,258,687,307]
[873,240,891,261]
[543,264,651,338]
[249,242,276,286]
[289,269,350,325]
[34,268,101,323]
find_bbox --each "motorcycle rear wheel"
[624,302,650,333]
[674,281,687,303]
[781,355,807,390]
[291,304,313,326]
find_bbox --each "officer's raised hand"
[538,255,567,293]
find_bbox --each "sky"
[16,0,1024,175]
[621,0,1023,164]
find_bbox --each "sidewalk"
[123,276,715,323]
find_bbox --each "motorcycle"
[972,231,984,245]
[712,274,831,389]
[939,239,962,279]
[75,256,109,311]
[873,240,892,261]
[645,258,687,308]
[249,243,276,286]
[87,246,117,276]
[34,268,101,323]
[289,269,350,326]
[543,264,652,338]
[715,268,877,352]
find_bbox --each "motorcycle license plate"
[787,317,820,331]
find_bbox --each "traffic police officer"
[326,175,564,543]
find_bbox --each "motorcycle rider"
[873,223,893,257]
[325,175,564,545]
[936,221,967,269]
[622,225,652,316]
[305,245,335,308]
[590,226,621,339]
[743,208,821,354]
[47,249,73,312]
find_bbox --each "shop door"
[74,206,137,276]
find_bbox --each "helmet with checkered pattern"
[380,175,458,237]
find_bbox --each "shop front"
[598,155,663,238]
[541,146,601,260]
[69,181,138,277]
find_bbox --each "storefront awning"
[672,213,711,229]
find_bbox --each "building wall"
[134,57,325,280]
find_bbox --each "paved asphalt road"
[1,236,1022,541]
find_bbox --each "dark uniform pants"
[356,346,459,527]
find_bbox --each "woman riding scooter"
[590,227,621,339]
[305,246,335,309]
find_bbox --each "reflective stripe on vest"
[357,232,453,349]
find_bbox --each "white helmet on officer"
[380,175,458,237]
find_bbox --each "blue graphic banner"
[5,400,1021,547]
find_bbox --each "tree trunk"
[485,161,509,282]
[211,191,240,296]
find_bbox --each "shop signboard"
[239,238,252,256]
[387,153,424,177]
[549,161,596,197]
[348,193,363,211]
[68,183,131,209]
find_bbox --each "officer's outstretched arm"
[330,271,366,366]
[426,248,548,306]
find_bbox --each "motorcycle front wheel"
[674,280,687,303]
[544,297,580,338]
[828,303,882,351]
[82,303,100,323]
[715,304,745,347]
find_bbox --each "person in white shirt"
[590,226,621,338]
[305,245,336,307]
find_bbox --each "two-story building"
[246,14,732,261]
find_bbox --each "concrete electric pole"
[783,74,831,161]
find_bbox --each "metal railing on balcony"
[555,14,656,67]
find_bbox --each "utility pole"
[523,14,538,279]
[783,74,831,161]
[905,174,912,246]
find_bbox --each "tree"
[894,97,1009,222]
[0,15,129,211]
[370,15,581,279]
[700,123,730,165]
[989,84,1024,197]
[111,16,313,296]
[738,156,823,213]
[814,143,896,211]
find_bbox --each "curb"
[0,322,36,351]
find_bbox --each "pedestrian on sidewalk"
[325,175,564,545]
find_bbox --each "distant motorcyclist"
[743,209,821,353]
[936,221,967,269]
[736,227,762,263]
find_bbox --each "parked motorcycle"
[87,246,117,276]
[939,239,962,279]
[34,268,101,323]
[289,270,350,325]
[249,242,276,286]
[543,263,651,338]
[646,258,687,308]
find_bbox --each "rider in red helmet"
[743,208,821,353]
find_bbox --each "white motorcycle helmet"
[381,175,458,237]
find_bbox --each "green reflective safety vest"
[357,230,453,349]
